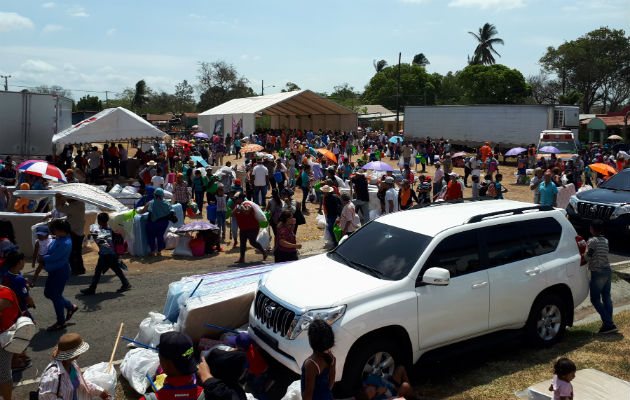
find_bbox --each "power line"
[11,84,110,94]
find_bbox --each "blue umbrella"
[539,146,560,154]
[389,136,403,143]
[504,147,527,156]
[193,132,209,139]
[362,161,394,172]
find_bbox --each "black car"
[566,168,630,236]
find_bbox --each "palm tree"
[412,53,430,67]
[373,59,388,73]
[467,52,482,66]
[468,23,504,65]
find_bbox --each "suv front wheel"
[340,340,403,395]
[526,293,567,346]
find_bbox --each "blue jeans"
[44,270,73,325]
[326,215,338,246]
[254,185,267,207]
[194,191,204,215]
[216,210,227,239]
[590,269,614,326]
[353,199,369,225]
[146,218,169,252]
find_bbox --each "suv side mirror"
[421,267,450,286]
[338,235,349,245]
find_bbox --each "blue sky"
[1,0,628,101]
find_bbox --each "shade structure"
[193,132,209,139]
[607,134,623,141]
[19,161,67,182]
[589,163,617,176]
[539,146,560,154]
[362,161,394,172]
[451,151,467,158]
[316,148,337,163]
[198,90,357,138]
[505,147,527,156]
[176,221,219,232]
[14,183,127,211]
[52,107,166,145]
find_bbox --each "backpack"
[486,182,497,198]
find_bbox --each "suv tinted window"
[482,218,562,267]
[422,230,482,278]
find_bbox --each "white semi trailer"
[404,104,579,148]
[0,91,73,158]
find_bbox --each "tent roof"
[198,90,356,117]
[53,107,167,145]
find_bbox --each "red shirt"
[0,286,20,332]
[445,180,462,200]
[139,375,202,400]
[245,344,268,376]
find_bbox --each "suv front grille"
[254,291,296,338]
[577,202,615,220]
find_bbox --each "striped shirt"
[585,236,610,271]
[38,360,104,400]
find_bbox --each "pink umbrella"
[451,152,466,158]
[357,126,363,130]
[18,161,67,183]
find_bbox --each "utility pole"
[0,75,10,91]
[395,52,401,134]
[105,90,110,108]
[262,80,264,96]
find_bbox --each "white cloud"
[63,63,77,72]
[106,28,116,36]
[67,6,89,17]
[42,24,63,34]
[448,0,525,10]
[42,2,56,7]
[0,12,35,32]
[21,59,57,73]
[189,13,204,19]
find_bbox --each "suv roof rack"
[466,205,553,223]
[409,197,494,210]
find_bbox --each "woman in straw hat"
[38,333,110,399]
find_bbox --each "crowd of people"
[0,125,626,399]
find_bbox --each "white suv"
[248,200,589,391]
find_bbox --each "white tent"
[198,90,357,137]
[52,107,166,145]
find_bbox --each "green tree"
[373,59,388,73]
[457,64,531,104]
[362,63,436,110]
[132,80,149,110]
[468,23,504,65]
[108,88,135,109]
[280,82,301,92]
[527,72,562,104]
[437,72,463,104]
[329,83,361,111]
[197,61,255,111]
[412,53,430,67]
[540,27,630,113]
[75,95,103,111]
[174,80,196,112]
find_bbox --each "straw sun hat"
[53,333,90,361]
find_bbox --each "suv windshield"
[599,169,630,191]
[538,141,577,153]
[328,221,432,280]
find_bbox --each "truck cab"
[537,130,578,161]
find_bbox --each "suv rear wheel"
[526,293,566,346]
[340,340,403,395]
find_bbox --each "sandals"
[65,305,79,322]
[47,323,67,331]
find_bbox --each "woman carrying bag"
[139,188,174,257]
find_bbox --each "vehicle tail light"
[575,235,587,265]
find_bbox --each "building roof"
[199,90,356,117]
[183,112,198,118]
[145,114,173,122]
[358,105,393,115]
[580,116,626,127]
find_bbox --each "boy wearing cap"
[141,332,203,400]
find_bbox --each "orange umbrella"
[240,144,264,153]
[174,139,191,147]
[589,163,617,176]
[316,148,337,163]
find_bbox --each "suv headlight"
[287,305,346,340]
[568,195,578,211]
[611,204,630,219]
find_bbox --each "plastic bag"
[316,214,326,230]
[120,348,160,394]
[173,235,193,257]
[133,312,173,348]
[281,380,302,400]
[84,362,117,399]
[164,232,179,250]
[333,224,342,242]
[244,201,266,222]
[257,228,271,249]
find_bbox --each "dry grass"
[411,311,629,399]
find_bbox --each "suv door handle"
[471,281,488,289]
[525,267,541,276]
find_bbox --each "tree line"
[27,25,628,116]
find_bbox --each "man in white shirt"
[433,161,445,200]
[252,162,269,207]
[118,144,129,177]
[151,171,165,188]
[383,176,398,214]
